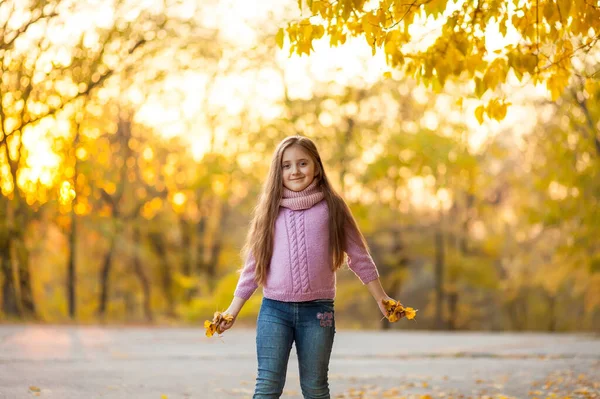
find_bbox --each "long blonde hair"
[243,135,370,285]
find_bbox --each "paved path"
[0,325,598,398]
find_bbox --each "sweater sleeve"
[233,252,259,300]
[344,219,380,284]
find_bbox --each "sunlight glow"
[10,0,547,211]
[172,191,187,207]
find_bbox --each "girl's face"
[281,145,318,192]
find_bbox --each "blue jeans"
[253,297,336,399]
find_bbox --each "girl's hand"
[366,280,405,320]
[377,296,393,317]
[216,297,246,333]
[218,310,237,332]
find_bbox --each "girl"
[219,135,404,399]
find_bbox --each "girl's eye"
[283,164,290,169]
[300,162,307,166]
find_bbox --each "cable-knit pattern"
[288,209,302,293]
[233,192,380,303]
[297,211,310,293]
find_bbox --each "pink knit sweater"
[233,181,380,302]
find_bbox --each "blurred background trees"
[0,0,598,331]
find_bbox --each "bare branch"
[570,89,600,156]
[100,188,115,209]
[0,7,59,52]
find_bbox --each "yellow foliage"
[282,0,600,121]
[276,28,284,49]
[486,98,510,121]
[547,69,571,101]
[382,298,418,322]
[475,105,485,125]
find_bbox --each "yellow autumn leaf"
[377,7,386,25]
[297,40,313,56]
[557,0,572,17]
[312,24,325,40]
[203,320,215,337]
[204,311,234,337]
[287,24,298,42]
[29,386,41,392]
[310,0,320,14]
[422,0,446,16]
[543,0,554,21]
[383,71,392,79]
[488,99,509,121]
[404,307,418,320]
[475,105,485,125]
[382,298,417,322]
[276,28,284,49]
[584,79,596,97]
[547,70,569,101]
[521,53,538,75]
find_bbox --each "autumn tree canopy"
[279,0,600,122]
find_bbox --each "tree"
[0,0,222,319]
[521,76,600,330]
[279,0,600,121]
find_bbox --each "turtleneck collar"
[280,178,325,210]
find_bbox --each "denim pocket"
[316,302,334,328]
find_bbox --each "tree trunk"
[339,117,354,194]
[98,234,117,319]
[67,210,77,319]
[517,295,528,330]
[547,293,557,332]
[0,195,19,317]
[434,214,445,330]
[67,123,81,320]
[180,217,194,302]
[190,214,207,299]
[1,237,20,317]
[507,291,529,331]
[180,218,192,277]
[132,225,152,322]
[149,232,174,317]
[14,231,36,318]
[206,201,229,290]
[447,291,459,330]
[8,196,37,318]
[195,216,207,275]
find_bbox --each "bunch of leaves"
[280,0,600,123]
[204,311,234,337]
[382,299,417,322]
